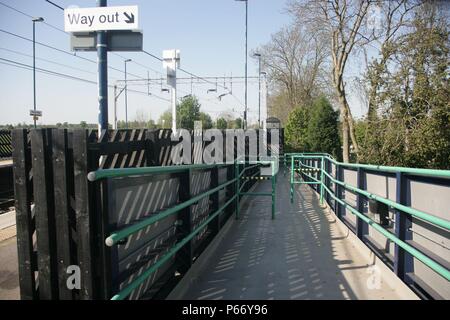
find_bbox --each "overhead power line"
[0,28,148,80]
[116,76,259,82]
[0,57,170,102]
[3,0,247,110]
[44,0,64,11]
[0,47,98,76]
[0,2,159,80]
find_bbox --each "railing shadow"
[180,175,380,300]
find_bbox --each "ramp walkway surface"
[177,172,417,300]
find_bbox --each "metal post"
[235,161,240,219]
[113,85,117,130]
[163,50,179,132]
[235,0,248,129]
[290,155,294,203]
[244,0,248,130]
[97,0,108,134]
[356,168,368,240]
[320,157,324,204]
[335,164,341,218]
[32,21,36,129]
[124,59,131,129]
[258,56,261,128]
[171,85,177,132]
[271,174,275,219]
[394,172,413,283]
[261,73,268,130]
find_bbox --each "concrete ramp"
[170,174,418,300]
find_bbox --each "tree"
[216,117,228,129]
[233,118,243,129]
[158,110,172,128]
[147,119,157,129]
[199,112,213,129]
[133,109,150,128]
[359,1,419,163]
[284,106,310,152]
[257,23,329,123]
[289,0,375,162]
[177,95,201,129]
[307,97,341,159]
[359,3,450,169]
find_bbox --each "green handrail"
[286,152,450,178]
[322,183,450,281]
[321,170,450,231]
[111,194,238,300]
[289,154,450,231]
[289,153,450,281]
[238,163,260,178]
[105,178,237,246]
[88,163,231,181]
[239,170,260,193]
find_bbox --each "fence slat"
[209,167,220,235]
[73,130,97,299]
[52,129,74,299]
[176,169,193,273]
[12,129,36,299]
[31,129,57,299]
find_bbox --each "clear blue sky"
[0,0,368,126]
[0,0,293,125]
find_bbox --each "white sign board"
[29,110,42,117]
[64,6,138,32]
[163,49,180,88]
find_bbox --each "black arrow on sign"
[123,12,135,24]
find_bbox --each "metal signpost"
[162,49,180,133]
[64,3,141,133]
[30,109,43,123]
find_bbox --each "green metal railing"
[88,158,279,300]
[235,157,278,220]
[287,153,450,284]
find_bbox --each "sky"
[0,0,366,126]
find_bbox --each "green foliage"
[284,106,310,152]
[177,96,201,129]
[233,118,243,129]
[307,97,341,159]
[215,117,228,129]
[360,7,450,169]
[156,95,216,130]
[284,97,341,157]
[158,111,172,128]
[199,112,213,129]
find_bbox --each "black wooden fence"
[12,128,282,300]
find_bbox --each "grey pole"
[124,59,131,128]
[253,53,261,128]
[97,0,108,133]
[33,21,36,129]
[32,17,44,128]
[258,57,261,128]
[244,0,248,130]
[235,0,248,129]
[114,85,117,129]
